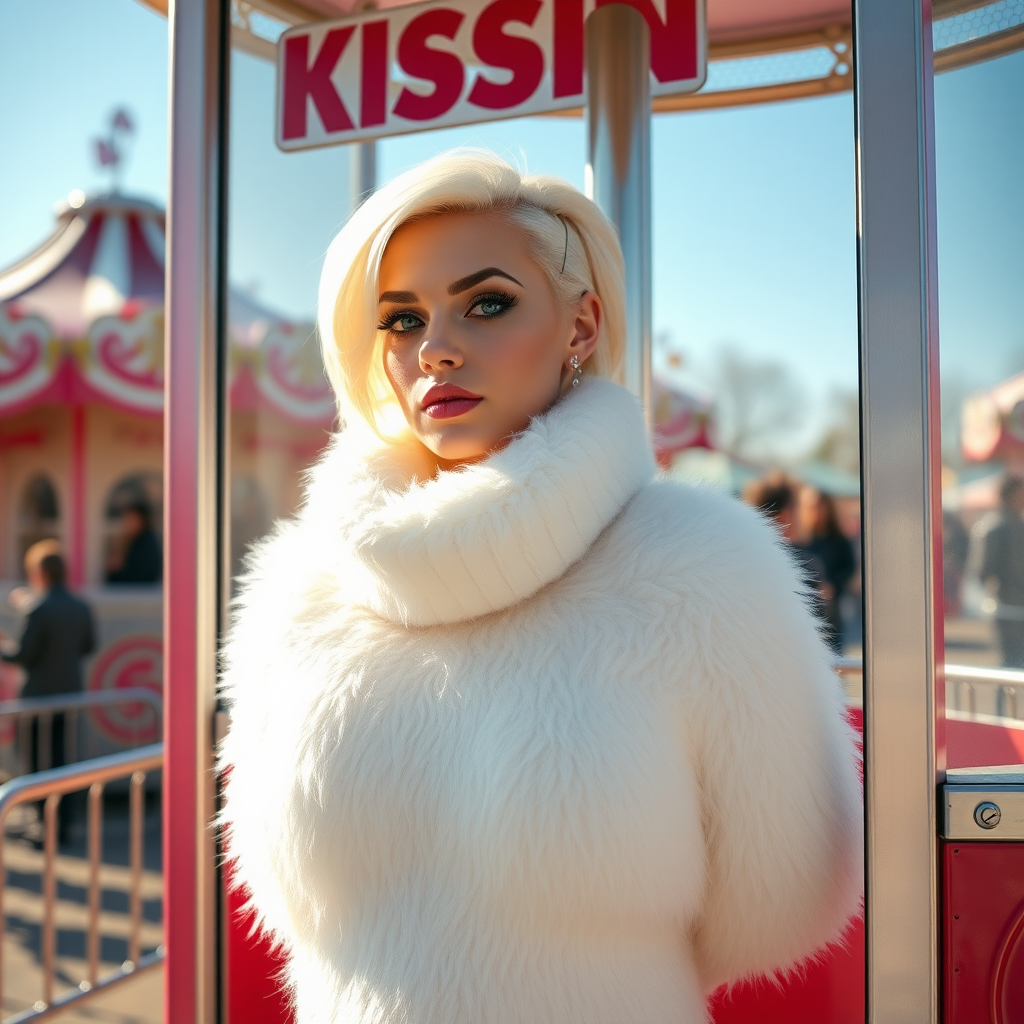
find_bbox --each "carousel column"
[854,0,944,1021]
[164,0,227,1022]
[69,405,86,588]
[584,4,652,419]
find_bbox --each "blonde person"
[219,152,862,1024]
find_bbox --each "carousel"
[0,189,335,751]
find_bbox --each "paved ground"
[2,793,162,1023]
[47,966,162,1024]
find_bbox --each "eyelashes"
[467,290,517,319]
[376,310,424,334]
[376,290,518,336]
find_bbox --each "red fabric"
[225,871,293,1024]
[709,914,865,1024]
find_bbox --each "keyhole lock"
[974,801,1001,830]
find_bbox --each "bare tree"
[809,389,860,474]
[708,345,807,463]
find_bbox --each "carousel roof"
[0,192,335,424]
[0,193,165,340]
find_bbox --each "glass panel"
[0,0,167,1011]
[225,41,351,586]
[935,45,1024,757]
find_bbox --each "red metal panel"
[947,717,1024,769]
[943,842,1024,1024]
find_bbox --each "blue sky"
[2,0,1022,456]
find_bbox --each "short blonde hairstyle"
[317,150,626,438]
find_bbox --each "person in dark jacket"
[0,541,96,772]
[743,472,831,634]
[800,487,857,655]
[105,502,162,584]
[973,475,1024,669]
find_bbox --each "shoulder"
[46,589,90,614]
[975,511,1007,538]
[612,478,793,587]
[594,478,819,646]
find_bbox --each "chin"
[420,424,509,465]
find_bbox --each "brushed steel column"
[585,4,652,417]
[165,0,226,1021]
[351,140,377,209]
[854,0,945,1020]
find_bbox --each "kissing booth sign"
[277,0,706,148]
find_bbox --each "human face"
[798,487,823,537]
[378,211,601,468]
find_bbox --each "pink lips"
[421,383,483,420]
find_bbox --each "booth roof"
[258,0,852,44]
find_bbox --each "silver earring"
[570,355,580,388]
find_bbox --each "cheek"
[384,344,418,406]
[485,314,563,385]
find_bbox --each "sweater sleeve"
[216,521,329,949]
[680,501,863,993]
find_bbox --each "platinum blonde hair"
[317,150,626,438]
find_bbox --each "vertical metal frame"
[584,4,652,414]
[164,0,227,1021]
[853,0,946,1021]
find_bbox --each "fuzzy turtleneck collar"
[301,377,656,628]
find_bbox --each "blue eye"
[378,311,425,335]
[467,291,517,319]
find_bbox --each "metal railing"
[0,690,163,771]
[835,658,1024,720]
[0,744,164,1022]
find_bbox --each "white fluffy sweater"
[219,377,863,1024]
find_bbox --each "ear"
[565,291,602,368]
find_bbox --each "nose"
[418,331,463,372]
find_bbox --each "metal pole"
[351,140,377,209]
[584,4,652,418]
[165,0,225,1021]
[853,0,944,1020]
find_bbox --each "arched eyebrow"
[447,267,523,296]
[378,290,418,304]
